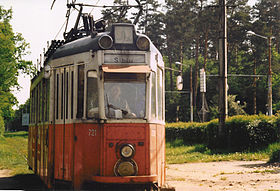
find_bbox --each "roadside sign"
[22,113,29,126]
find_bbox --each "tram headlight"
[114,159,138,176]
[136,36,150,50]
[98,35,113,49]
[120,144,135,158]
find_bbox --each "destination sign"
[104,54,145,64]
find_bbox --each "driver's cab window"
[104,73,146,119]
[87,71,99,118]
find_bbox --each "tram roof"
[51,23,161,61]
[52,34,104,59]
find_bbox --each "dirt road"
[0,161,279,190]
[167,161,280,191]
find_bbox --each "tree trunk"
[203,28,208,70]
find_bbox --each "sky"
[1,0,257,107]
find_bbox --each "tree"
[7,99,30,131]
[135,0,165,51]
[0,6,33,133]
[248,0,280,114]
[101,0,133,24]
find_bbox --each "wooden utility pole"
[267,36,272,116]
[253,59,257,114]
[194,37,199,116]
[218,0,228,136]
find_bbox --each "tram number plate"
[88,129,97,137]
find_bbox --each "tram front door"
[54,66,74,181]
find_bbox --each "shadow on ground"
[239,162,280,169]
[0,174,47,190]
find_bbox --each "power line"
[207,74,266,77]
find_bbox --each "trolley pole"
[218,0,228,136]
[267,36,272,116]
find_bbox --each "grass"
[166,139,280,164]
[0,131,32,175]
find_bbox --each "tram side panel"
[47,124,55,188]
[40,125,44,178]
[39,124,48,181]
[157,124,165,186]
[149,124,165,187]
[28,125,37,172]
[149,124,157,176]
[53,123,75,181]
[64,123,75,181]
[43,125,49,184]
[54,124,64,180]
[73,123,101,188]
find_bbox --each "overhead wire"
[90,0,101,14]
[54,9,74,40]
[54,0,76,40]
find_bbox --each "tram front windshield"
[104,73,146,119]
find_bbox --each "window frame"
[86,70,99,119]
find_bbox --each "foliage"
[6,99,30,132]
[101,0,132,24]
[166,122,208,144]
[0,6,33,127]
[0,114,4,136]
[166,115,279,151]
[267,143,280,163]
[161,0,280,122]
[268,150,280,163]
[99,0,280,122]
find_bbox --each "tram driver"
[105,84,137,119]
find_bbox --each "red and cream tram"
[28,22,165,190]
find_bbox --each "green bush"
[269,150,280,162]
[0,114,4,137]
[267,143,280,163]
[166,115,280,151]
[166,122,207,145]
[225,116,252,150]
[226,115,277,150]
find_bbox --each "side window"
[41,81,44,122]
[38,83,41,122]
[46,80,49,122]
[77,65,84,118]
[151,72,156,119]
[43,79,49,122]
[30,91,34,123]
[71,70,74,119]
[61,71,64,120]
[36,86,39,123]
[87,71,98,118]
[56,73,59,120]
[157,68,163,121]
[66,71,69,119]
